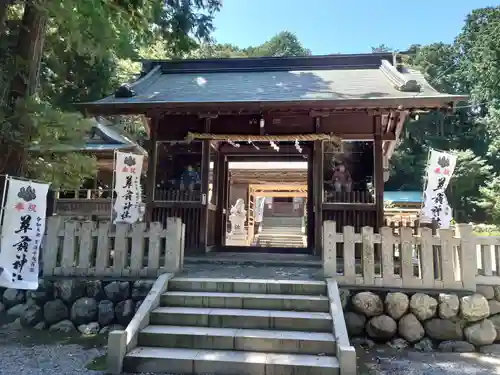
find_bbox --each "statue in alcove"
[332,163,352,192]
[179,164,200,191]
[229,198,247,234]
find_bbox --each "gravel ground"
[358,346,500,375]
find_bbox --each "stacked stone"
[0,279,154,335]
[343,286,500,353]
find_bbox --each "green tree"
[0,0,221,188]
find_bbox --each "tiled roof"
[83,54,467,109]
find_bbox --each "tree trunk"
[0,0,47,177]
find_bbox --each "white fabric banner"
[420,150,457,229]
[0,178,49,290]
[113,151,144,224]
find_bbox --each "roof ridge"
[379,60,421,93]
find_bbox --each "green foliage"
[0,0,222,189]
[386,6,500,224]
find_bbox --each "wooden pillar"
[307,146,314,250]
[373,115,384,230]
[214,151,226,247]
[199,118,211,251]
[313,122,324,256]
[145,114,159,224]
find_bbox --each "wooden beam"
[249,184,308,192]
[253,191,308,198]
[384,110,409,159]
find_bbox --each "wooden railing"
[323,190,374,204]
[323,221,476,291]
[41,217,185,277]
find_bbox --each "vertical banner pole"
[110,150,117,223]
[0,175,9,229]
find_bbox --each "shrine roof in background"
[80,53,467,115]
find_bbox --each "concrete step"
[138,325,336,355]
[124,347,340,374]
[150,307,332,332]
[161,291,330,312]
[169,277,327,295]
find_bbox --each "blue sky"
[212,1,496,54]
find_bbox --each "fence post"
[323,221,337,277]
[43,216,62,276]
[455,223,476,291]
[165,217,183,273]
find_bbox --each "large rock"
[49,319,76,333]
[20,304,43,327]
[115,299,135,325]
[398,313,424,343]
[3,289,25,308]
[7,302,34,317]
[489,300,500,316]
[98,300,115,326]
[43,299,68,324]
[438,341,475,353]
[78,322,100,335]
[104,281,130,303]
[344,312,366,336]
[461,294,490,322]
[385,292,409,320]
[366,315,397,340]
[410,293,437,321]
[352,292,383,317]
[438,294,459,320]
[26,279,53,305]
[424,318,463,341]
[488,314,500,339]
[86,281,105,301]
[477,285,495,300]
[414,338,434,352]
[131,281,154,301]
[464,319,496,346]
[53,280,86,304]
[70,297,98,325]
[479,344,500,354]
[494,286,500,302]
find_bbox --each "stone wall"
[0,279,154,335]
[342,285,500,353]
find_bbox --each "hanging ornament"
[294,140,303,153]
[228,140,240,148]
[247,140,260,150]
[269,141,279,152]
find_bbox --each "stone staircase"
[256,216,306,248]
[123,277,340,374]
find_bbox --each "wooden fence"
[323,221,476,291]
[41,217,185,277]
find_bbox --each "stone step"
[138,325,336,355]
[169,277,327,295]
[161,291,330,312]
[124,347,339,375]
[150,307,332,332]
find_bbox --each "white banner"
[113,151,144,224]
[0,178,49,290]
[425,150,457,192]
[421,150,457,229]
